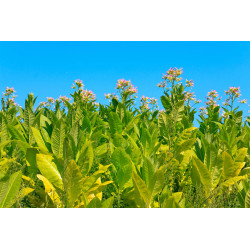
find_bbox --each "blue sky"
[0,42,249,119]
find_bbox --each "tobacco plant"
[0,69,249,208]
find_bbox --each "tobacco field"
[0,68,249,208]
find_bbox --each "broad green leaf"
[245,188,250,208]
[222,176,246,188]
[51,121,66,159]
[132,171,150,208]
[222,152,235,179]
[101,196,114,208]
[0,171,22,208]
[7,125,26,142]
[26,148,39,176]
[87,197,102,208]
[31,127,49,152]
[108,112,122,135]
[191,157,212,195]
[37,174,62,207]
[148,169,165,198]
[111,148,133,189]
[235,148,248,162]
[63,160,83,206]
[141,156,155,186]
[82,165,110,193]
[77,141,94,177]
[36,154,63,190]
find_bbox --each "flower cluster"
[72,79,84,90]
[47,97,55,104]
[157,67,183,89]
[139,96,159,112]
[2,87,19,107]
[59,95,71,104]
[223,86,247,108]
[104,93,119,100]
[3,87,16,96]
[205,90,221,109]
[239,99,247,104]
[116,79,138,96]
[80,89,96,102]
[39,102,47,107]
[184,92,195,101]
[199,106,208,116]
[184,91,201,105]
[162,67,183,82]
[116,79,131,89]
[185,79,194,87]
[224,87,241,98]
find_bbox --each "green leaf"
[87,197,102,208]
[0,171,22,208]
[24,106,35,143]
[245,188,250,208]
[51,121,66,159]
[31,127,49,152]
[162,192,183,208]
[37,174,62,207]
[101,196,114,208]
[108,112,122,135]
[63,160,83,206]
[26,148,39,176]
[7,125,26,142]
[77,141,94,177]
[148,169,165,198]
[235,148,248,162]
[111,148,133,189]
[222,152,235,179]
[132,171,150,208]
[36,154,63,190]
[191,157,212,196]
[82,165,110,193]
[141,156,155,186]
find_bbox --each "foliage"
[0,70,249,208]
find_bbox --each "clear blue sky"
[0,42,249,118]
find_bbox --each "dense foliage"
[0,68,249,208]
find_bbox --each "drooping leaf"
[132,171,150,208]
[37,174,62,207]
[36,154,63,190]
[148,169,165,198]
[63,160,83,206]
[31,127,49,152]
[0,171,22,208]
[111,148,133,189]
[191,157,212,195]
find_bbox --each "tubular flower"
[81,89,96,102]
[185,79,194,87]
[205,89,221,109]
[47,97,55,104]
[184,91,195,101]
[116,79,131,90]
[224,87,241,98]
[72,79,84,89]
[162,67,183,82]
[239,99,247,104]
[59,95,71,104]
[156,82,166,88]
[39,102,47,107]
[140,96,159,112]
[104,93,119,100]
[4,87,16,96]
